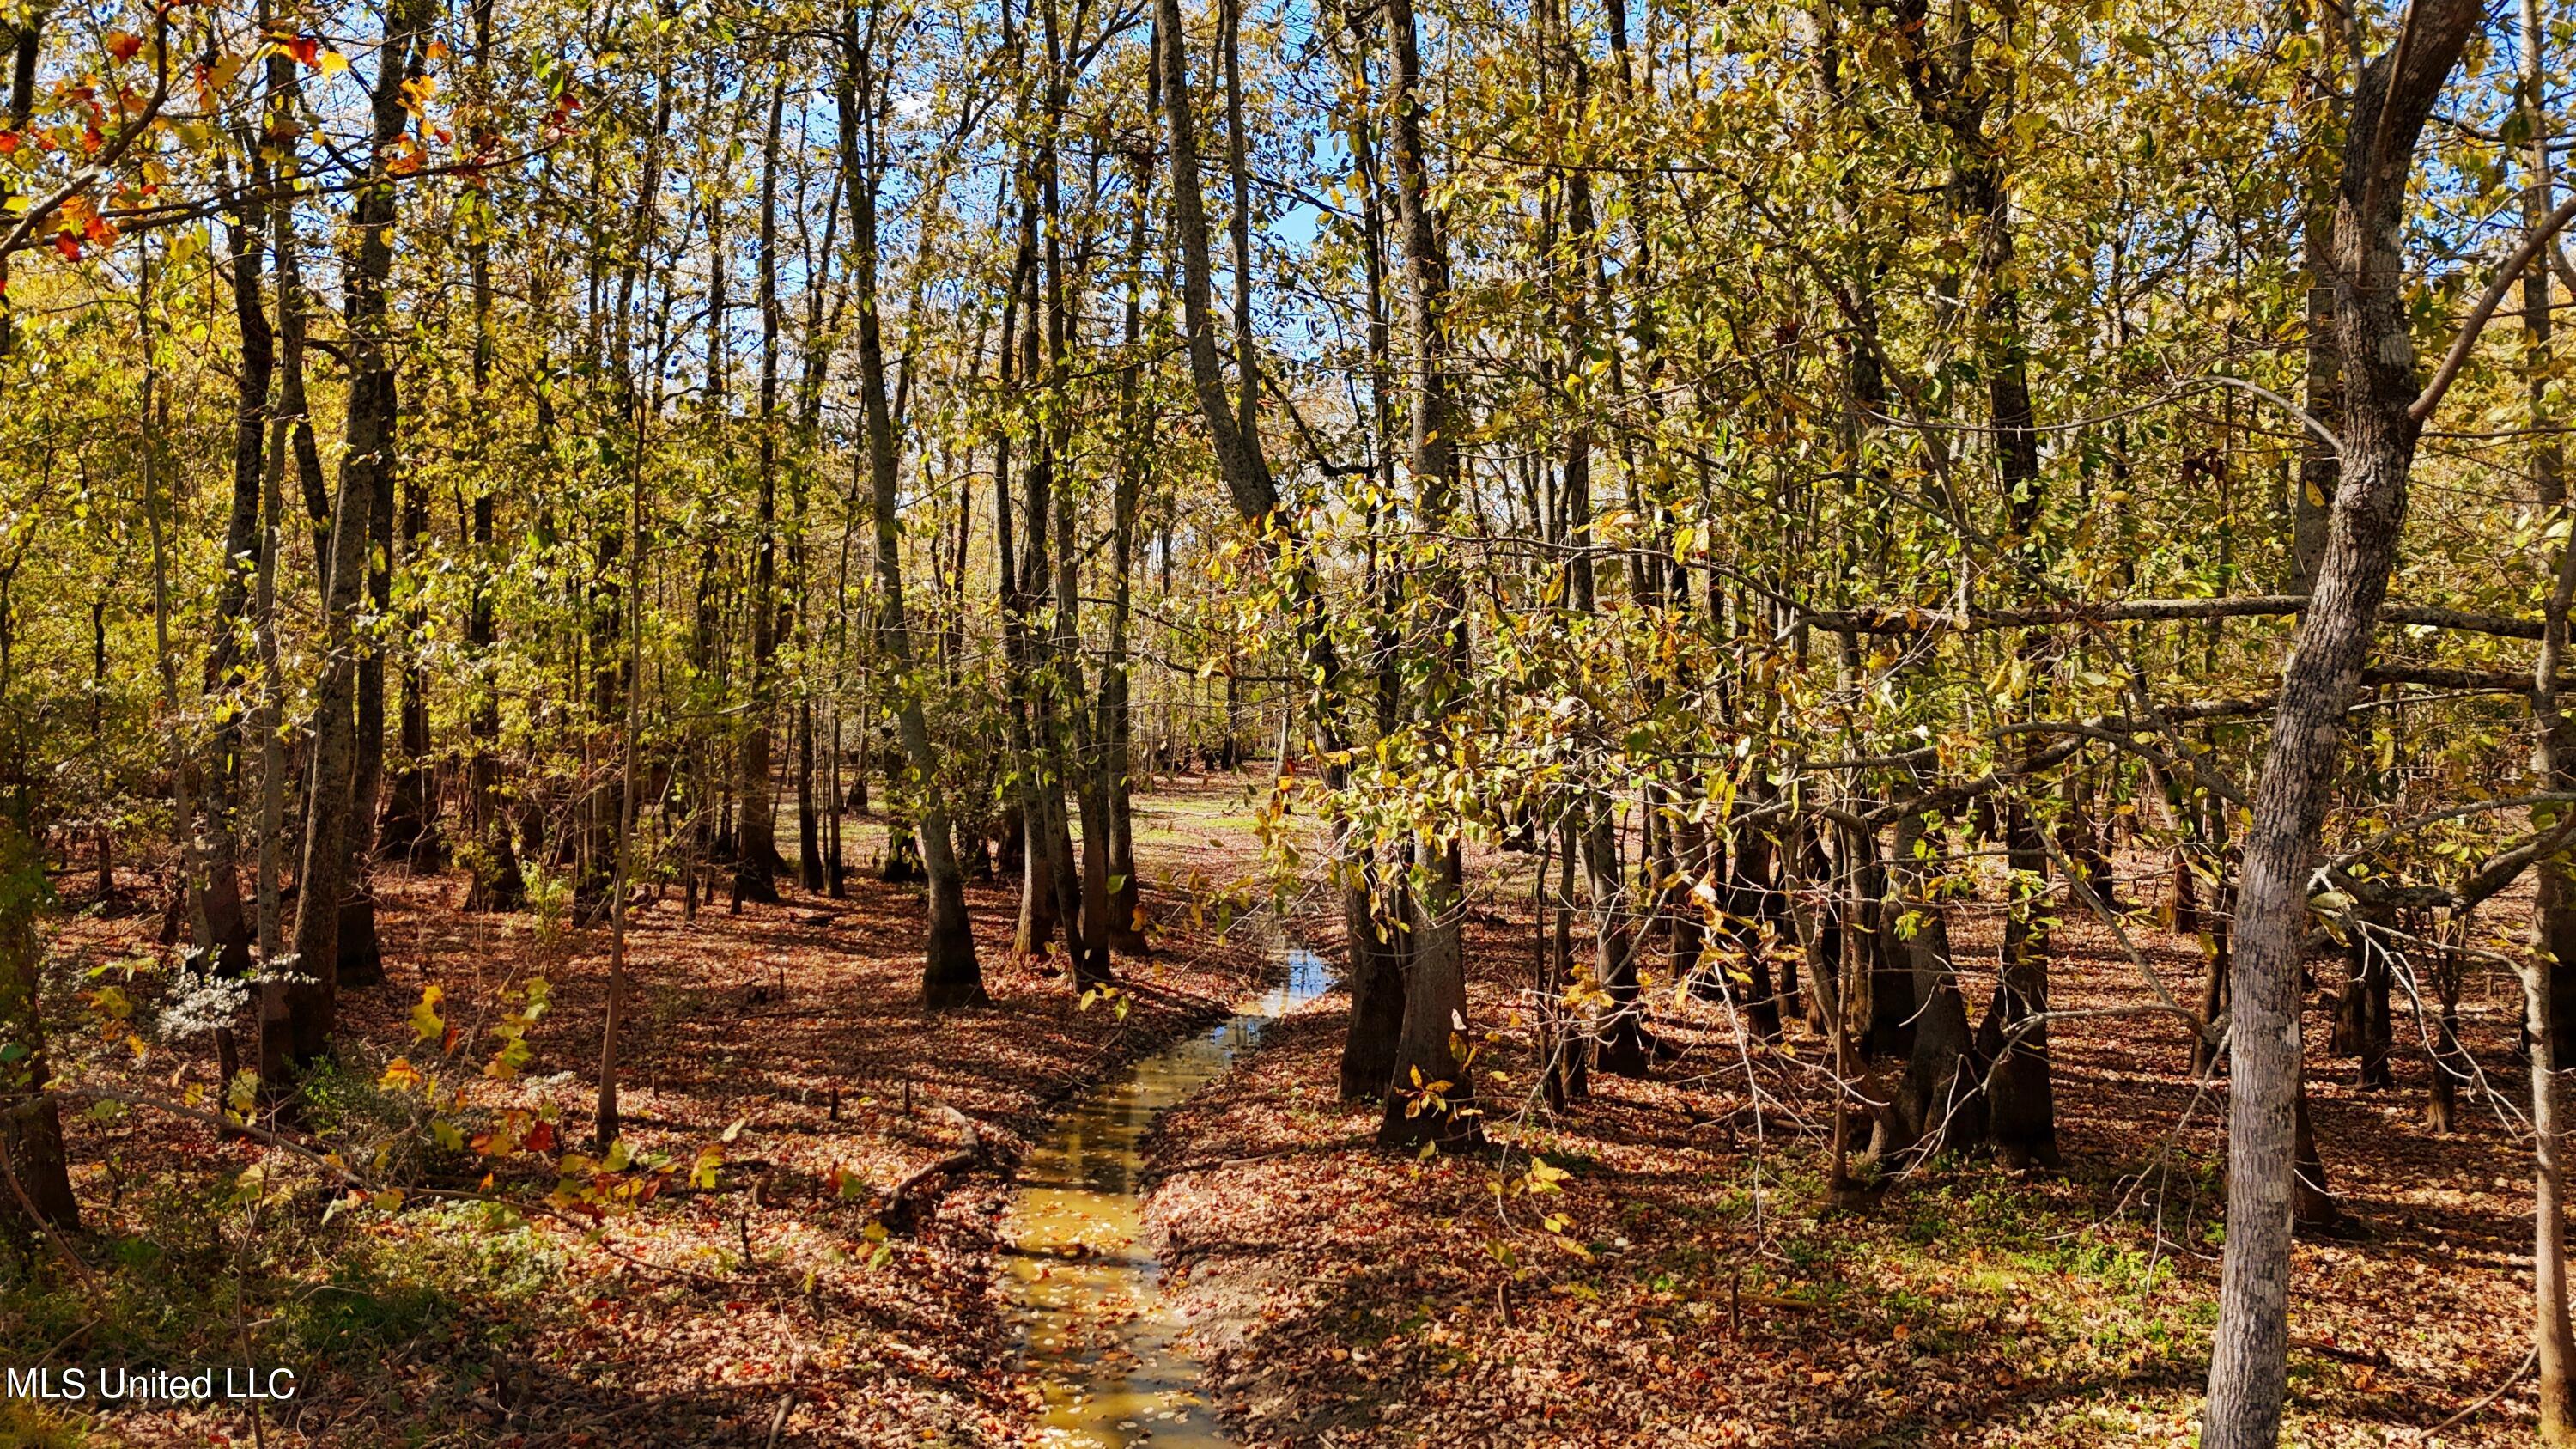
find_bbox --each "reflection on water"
[1005,947,1333,1446]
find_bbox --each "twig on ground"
[2416,1343,2535,1440]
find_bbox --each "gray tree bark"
[2201,7,2485,1441]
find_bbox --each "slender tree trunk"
[250,118,293,1089]
[2202,11,2483,1442]
[2522,0,2576,1421]
[461,0,519,915]
[333,0,430,995]
[844,6,981,1006]
[272,0,429,1082]
[0,12,38,361]
[1163,0,1391,1082]
[89,598,110,903]
[1105,143,1152,957]
[1016,259,1084,977]
[380,481,440,868]
[596,376,650,1149]
[998,70,1059,955]
[258,40,306,976]
[2288,2,2346,594]
[201,147,272,983]
[142,240,214,1030]
[344,373,391,980]
[734,69,790,908]
[273,384,368,1083]
[1035,0,1109,991]
[1970,145,2061,1167]
[1370,0,1479,1153]
[1334,34,1406,1098]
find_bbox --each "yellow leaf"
[410,985,447,1044]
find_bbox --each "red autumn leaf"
[0,130,17,154]
[52,233,81,261]
[524,1121,558,1153]
[106,31,142,61]
[288,34,319,67]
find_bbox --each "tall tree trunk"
[2521,0,2576,1425]
[1967,150,2061,1171]
[1539,6,1644,1081]
[331,0,431,995]
[1370,0,1479,1153]
[734,69,790,908]
[1036,0,1109,991]
[272,0,429,1082]
[1104,142,1152,957]
[1332,27,1408,1099]
[200,145,271,983]
[258,39,307,971]
[1886,0,2059,1170]
[998,39,1062,956]
[2202,9,2485,1441]
[1164,0,1393,1087]
[141,239,214,1042]
[460,0,520,914]
[250,86,293,1087]
[684,110,735,922]
[1015,222,1083,979]
[845,4,982,1006]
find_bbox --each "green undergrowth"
[0,1159,565,1421]
[1639,1148,2215,1381]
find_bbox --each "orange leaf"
[106,31,142,61]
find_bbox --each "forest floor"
[1143,840,2542,1447]
[3,779,2543,1447]
[9,775,1286,1449]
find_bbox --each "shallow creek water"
[1004,947,1333,1446]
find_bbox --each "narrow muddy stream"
[1004,947,1332,1446]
